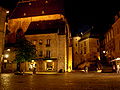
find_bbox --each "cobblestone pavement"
[1,72,120,90]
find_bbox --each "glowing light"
[111,58,120,62]
[4,60,8,63]
[98,56,100,60]
[97,70,102,72]
[103,51,106,53]
[46,60,53,62]
[115,58,120,60]
[4,54,9,58]
[80,70,85,72]
[32,60,34,62]
[68,67,71,72]
[6,11,9,14]
[81,32,83,35]
[7,49,10,51]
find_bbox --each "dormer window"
[45,0,48,4]
[24,13,26,16]
[42,10,45,14]
[29,3,31,5]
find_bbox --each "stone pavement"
[14,71,62,75]
[1,72,120,90]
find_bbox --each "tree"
[14,38,36,63]
[14,28,36,72]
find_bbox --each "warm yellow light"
[46,60,53,62]
[6,11,9,14]
[97,70,102,72]
[103,51,106,53]
[4,54,9,58]
[32,60,34,62]
[7,49,10,51]
[68,68,71,72]
[4,60,8,63]
[80,70,85,72]
[98,56,100,60]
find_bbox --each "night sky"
[0,0,120,35]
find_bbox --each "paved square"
[1,72,120,90]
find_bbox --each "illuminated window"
[24,13,26,16]
[45,0,48,3]
[33,40,37,45]
[42,10,45,14]
[29,3,31,5]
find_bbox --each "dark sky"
[1,0,120,35]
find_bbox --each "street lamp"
[103,51,106,54]
[4,54,9,58]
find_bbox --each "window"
[45,0,48,3]
[80,50,82,54]
[32,40,37,45]
[84,47,86,54]
[76,43,77,47]
[46,50,50,58]
[81,44,83,48]
[39,51,43,57]
[97,48,99,52]
[39,39,42,45]
[84,41,86,46]
[97,40,99,45]
[46,39,51,47]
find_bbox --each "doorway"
[47,62,53,71]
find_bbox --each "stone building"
[104,15,120,62]
[4,0,72,72]
[72,35,81,69]
[73,29,100,70]
[0,7,7,73]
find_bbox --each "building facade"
[104,17,120,62]
[72,36,81,69]
[73,29,100,70]
[0,7,7,73]
[4,0,72,72]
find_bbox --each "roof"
[10,0,64,19]
[25,20,65,35]
[79,28,99,42]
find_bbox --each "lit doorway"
[46,60,54,71]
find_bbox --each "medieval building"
[104,14,120,62]
[0,7,7,73]
[4,0,72,72]
[72,28,101,71]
